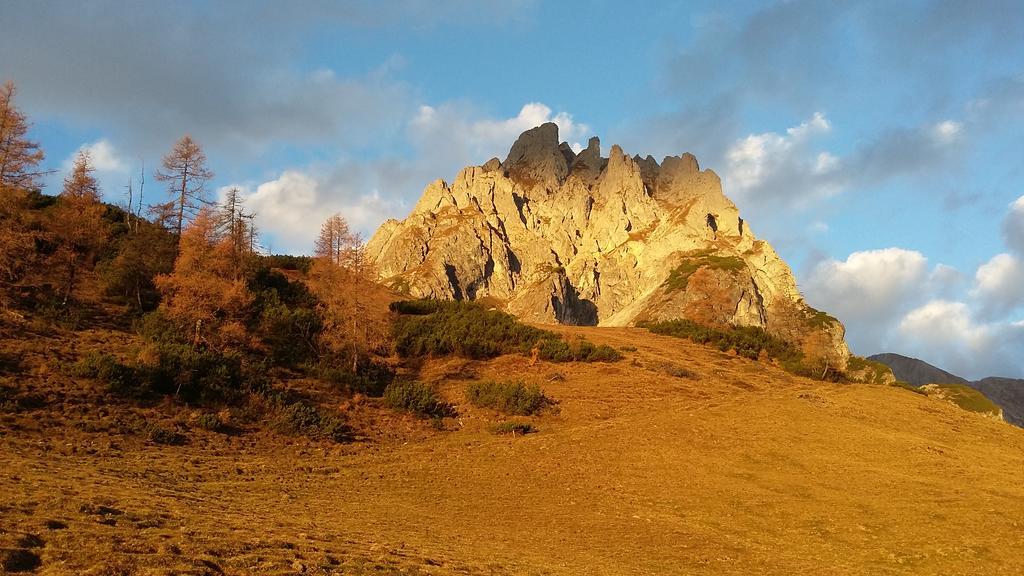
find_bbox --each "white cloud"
[222,168,407,255]
[928,263,965,298]
[896,300,1024,379]
[972,252,1024,317]
[803,248,929,353]
[723,112,841,208]
[931,120,963,144]
[1005,195,1024,255]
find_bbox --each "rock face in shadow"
[367,124,850,367]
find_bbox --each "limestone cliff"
[367,123,850,367]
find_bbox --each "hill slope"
[870,353,1024,427]
[3,324,1024,575]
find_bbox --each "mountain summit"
[367,123,849,366]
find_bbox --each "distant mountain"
[869,353,1024,427]
[867,353,968,386]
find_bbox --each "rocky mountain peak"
[367,124,850,367]
[502,122,568,189]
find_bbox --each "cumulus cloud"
[724,112,839,208]
[896,300,1024,379]
[221,168,408,255]
[972,253,1024,317]
[803,248,930,351]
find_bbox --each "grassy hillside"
[921,383,1003,418]
[3,315,1024,574]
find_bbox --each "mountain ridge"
[869,352,1024,427]
[367,123,850,367]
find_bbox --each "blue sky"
[2,0,1023,378]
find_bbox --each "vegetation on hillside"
[640,318,842,381]
[0,81,409,442]
[664,249,746,292]
[465,380,550,415]
[391,299,622,362]
[922,383,1003,417]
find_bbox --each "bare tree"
[155,135,214,241]
[314,213,361,267]
[215,187,257,277]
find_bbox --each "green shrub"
[390,300,621,363]
[195,412,222,432]
[465,380,549,415]
[259,254,313,273]
[653,362,697,379]
[133,309,185,345]
[273,401,351,443]
[72,352,144,397]
[389,299,451,315]
[311,358,394,397]
[929,383,1001,414]
[256,294,320,367]
[804,306,839,328]
[664,251,746,292]
[845,356,893,384]
[383,380,454,418]
[641,318,846,381]
[492,421,536,436]
[642,318,800,362]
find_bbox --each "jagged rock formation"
[367,123,850,366]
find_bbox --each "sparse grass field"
[2,321,1024,575]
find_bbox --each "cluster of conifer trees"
[0,80,385,380]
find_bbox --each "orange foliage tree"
[155,208,253,350]
[50,150,110,304]
[0,81,45,309]
[308,213,388,371]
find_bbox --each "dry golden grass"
[2,322,1024,575]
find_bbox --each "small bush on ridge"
[465,380,549,415]
[492,421,536,436]
[383,380,454,418]
[273,402,351,443]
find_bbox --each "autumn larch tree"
[309,213,387,372]
[0,81,45,310]
[155,208,253,350]
[216,187,257,277]
[49,150,110,304]
[155,135,214,241]
[0,81,46,192]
